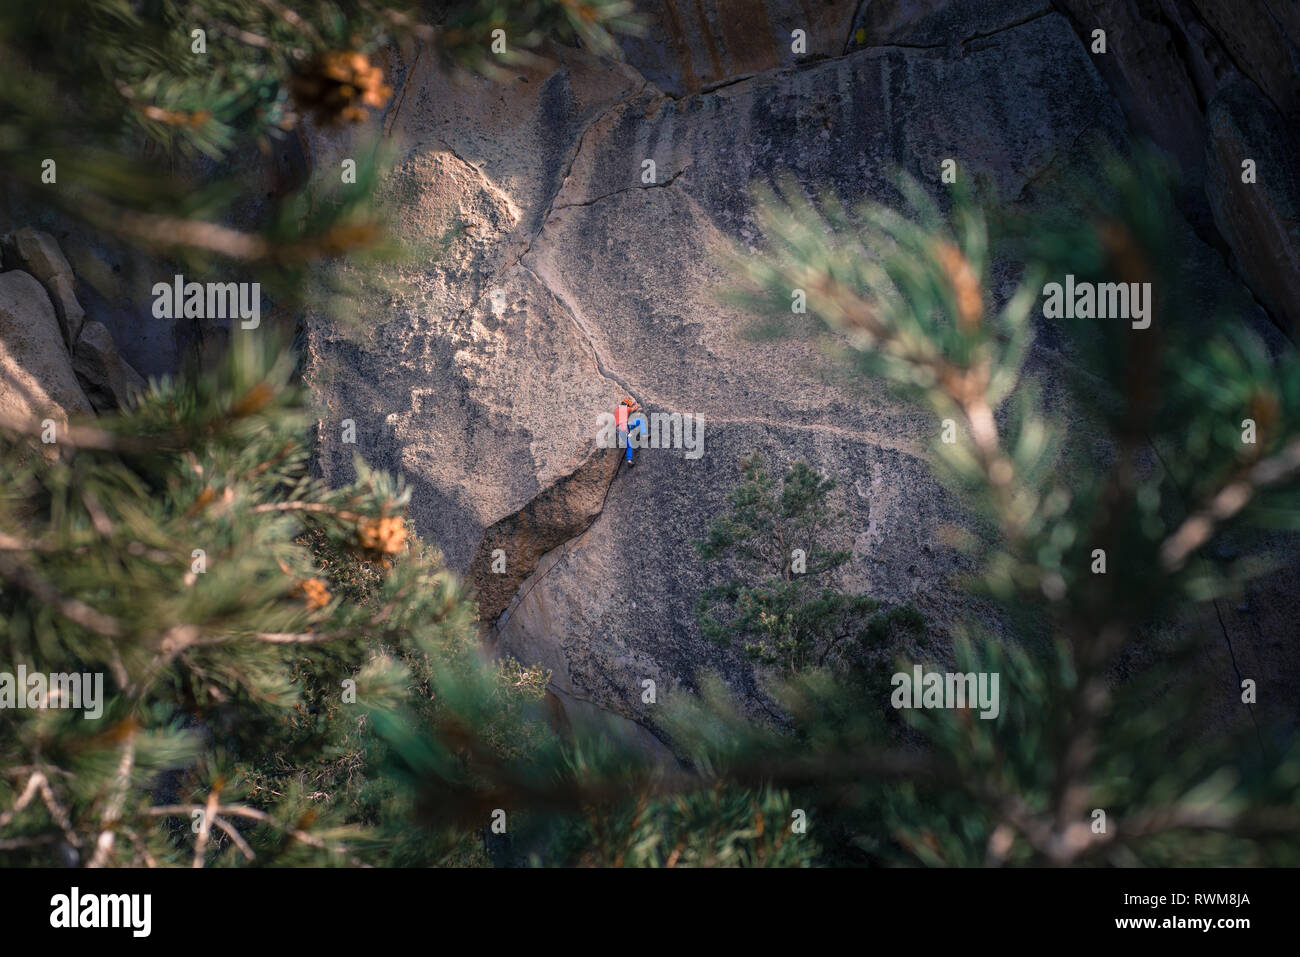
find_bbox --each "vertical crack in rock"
[380,39,424,139]
[518,261,638,400]
[453,73,651,324]
[469,259,636,631]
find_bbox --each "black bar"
[0,866,1284,945]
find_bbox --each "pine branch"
[192,787,222,869]
[0,552,125,638]
[1160,432,1300,572]
[87,735,136,868]
[146,805,368,866]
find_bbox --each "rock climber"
[616,397,647,466]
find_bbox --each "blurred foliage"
[704,151,1300,864]
[0,334,550,866]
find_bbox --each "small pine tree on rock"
[695,453,922,673]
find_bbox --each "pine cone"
[289,50,393,126]
[293,577,332,610]
[356,515,407,555]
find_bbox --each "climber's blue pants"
[622,416,647,463]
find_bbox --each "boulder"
[0,270,93,458]
[44,272,87,347]
[1,227,85,346]
[2,227,71,284]
[71,320,146,412]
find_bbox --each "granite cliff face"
[293,1,1298,749]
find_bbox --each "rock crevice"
[471,444,622,629]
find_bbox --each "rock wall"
[1049,0,1300,333]
[300,1,1298,747]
